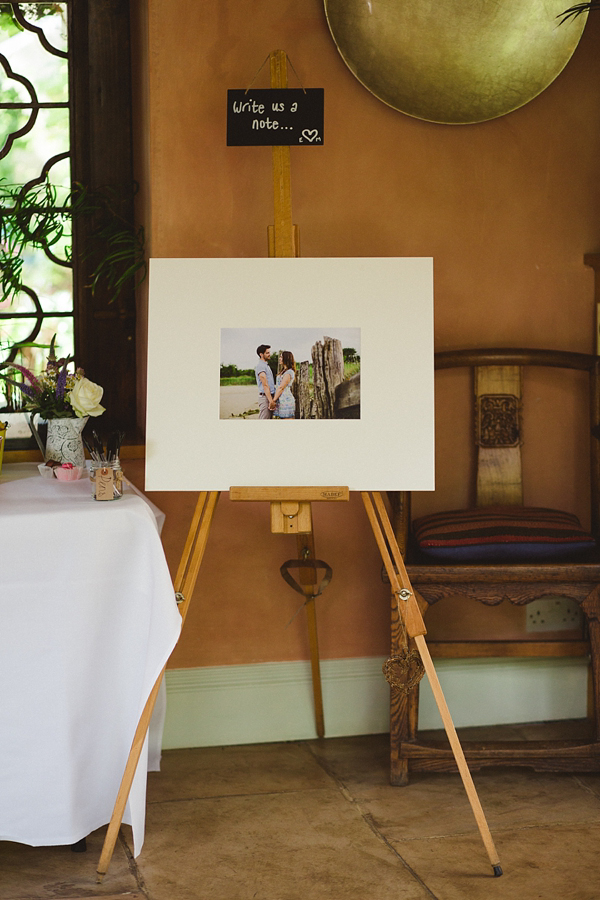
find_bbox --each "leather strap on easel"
[280,558,332,597]
[280,558,332,628]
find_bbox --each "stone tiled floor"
[3,723,600,900]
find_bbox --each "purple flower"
[0,361,42,393]
[56,362,68,398]
[2,376,36,399]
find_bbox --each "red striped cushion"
[412,506,596,561]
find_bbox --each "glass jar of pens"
[84,429,125,501]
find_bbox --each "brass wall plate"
[323,0,587,124]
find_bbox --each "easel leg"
[97,490,221,881]
[175,491,221,625]
[97,667,165,882]
[414,634,501,874]
[362,491,502,876]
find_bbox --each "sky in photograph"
[221,327,361,369]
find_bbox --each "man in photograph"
[255,344,275,419]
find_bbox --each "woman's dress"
[275,370,296,419]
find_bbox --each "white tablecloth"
[0,464,181,855]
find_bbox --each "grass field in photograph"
[220,362,359,388]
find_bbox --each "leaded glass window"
[0,2,72,439]
[1,0,139,444]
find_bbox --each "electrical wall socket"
[526,597,583,633]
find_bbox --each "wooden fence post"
[312,336,344,418]
[294,337,350,419]
[334,373,361,418]
[296,359,311,418]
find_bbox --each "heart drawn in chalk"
[301,129,319,143]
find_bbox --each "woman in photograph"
[271,350,296,419]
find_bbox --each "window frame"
[2,0,138,446]
[69,0,137,436]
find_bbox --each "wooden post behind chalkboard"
[268,50,300,258]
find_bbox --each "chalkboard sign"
[227,89,324,147]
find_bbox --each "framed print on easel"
[145,256,435,492]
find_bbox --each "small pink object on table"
[53,463,84,482]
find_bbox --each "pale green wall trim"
[418,656,588,730]
[163,658,389,749]
[162,656,588,749]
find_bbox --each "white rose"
[68,377,105,418]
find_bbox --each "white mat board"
[146,257,434,491]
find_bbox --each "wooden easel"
[97,50,502,880]
[97,488,502,880]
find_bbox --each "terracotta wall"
[129,1,600,666]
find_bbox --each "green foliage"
[342,347,360,363]
[17,382,72,420]
[0,180,67,303]
[0,4,22,34]
[0,3,62,24]
[0,10,18,34]
[1,85,23,143]
[71,182,146,303]
[220,363,254,380]
[220,375,255,386]
[220,361,255,386]
[0,178,146,306]
[230,407,259,418]
[268,352,279,379]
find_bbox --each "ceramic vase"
[45,417,88,468]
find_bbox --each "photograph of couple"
[254,345,297,420]
[220,327,361,420]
